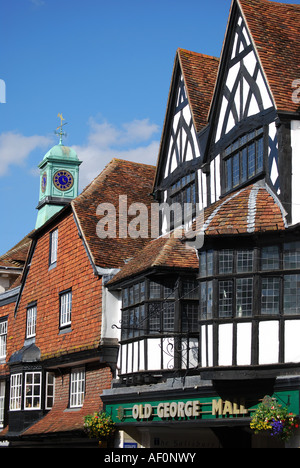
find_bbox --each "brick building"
[0,156,155,447]
[1,0,300,450]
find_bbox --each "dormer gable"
[153,49,219,195]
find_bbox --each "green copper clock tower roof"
[35,115,82,229]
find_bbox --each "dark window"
[224,128,264,192]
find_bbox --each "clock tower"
[35,117,82,229]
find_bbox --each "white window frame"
[10,373,22,411]
[50,228,58,265]
[70,368,85,408]
[24,372,41,410]
[45,372,55,410]
[0,380,5,427]
[26,305,37,339]
[0,320,7,360]
[60,290,72,328]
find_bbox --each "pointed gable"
[239,0,300,114]
[154,49,219,189]
[211,0,275,147]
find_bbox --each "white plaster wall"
[285,320,300,363]
[101,284,121,342]
[147,338,161,370]
[291,120,300,225]
[218,323,233,366]
[259,321,279,364]
[236,322,252,365]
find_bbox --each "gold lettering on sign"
[212,399,248,416]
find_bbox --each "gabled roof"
[154,49,219,189]
[108,231,199,286]
[237,0,300,114]
[72,158,156,269]
[0,232,33,269]
[178,49,220,133]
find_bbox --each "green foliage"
[84,410,115,440]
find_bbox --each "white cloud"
[73,117,160,190]
[0,131,53,176]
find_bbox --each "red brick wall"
[22,365,113,435]
[0,301,15,377]
[9,212,103,361]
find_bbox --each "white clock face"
[53,170,74,191]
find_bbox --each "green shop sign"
[106,391,299,424]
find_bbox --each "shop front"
[102,376,300,449]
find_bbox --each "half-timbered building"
[103,0,300,449]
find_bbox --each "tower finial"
[55,113,67,144]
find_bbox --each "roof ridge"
[177,48,220,62]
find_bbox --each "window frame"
[199,241,300,321]
[24,371,42,410]
[45,372,55,410]
[59,289,72,329]
[0,319,8,360]
[121,277,199,341]
[49,228,58,267]
[222,127,265,194]
[10,373,22,411]
[26,303,37,339]
[69,367,85,408]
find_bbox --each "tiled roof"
[239,0,300,113]
[72,158,156,269]
[195,180,287,237]
[108,231,199,285]
[178,49,220,132]
[0,232,32,269]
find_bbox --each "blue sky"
[0,0,298,255]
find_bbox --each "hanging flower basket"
[84,410,116,442]
[250,396,299,442]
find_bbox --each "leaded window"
[224,127,264,193]
[121,277,198,340]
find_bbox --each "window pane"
[261,278,280,315]
[257,137,264,172]
[26,305,37,338]
[149,281,161,299]
[50,229,58,264]
[236,278,253,317]
[163,303,175,332]
[219,250,233,274]
[60,291,72,327]
[226,158,232,191]
[262,246,280,270]
[241,147,248,182]
[237,250,253,273]
[284,242,300,269]
[149,303,160,334]
[182,303,199,332]
[248,143,256,178]
[70,368,85,408]
[284,274,300,315]
[182,279,198,299]
[219,280,233,317]
[232,153,240,187]
[0,320,7,360]
[25,372,41,409]
[10,373,22,411]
